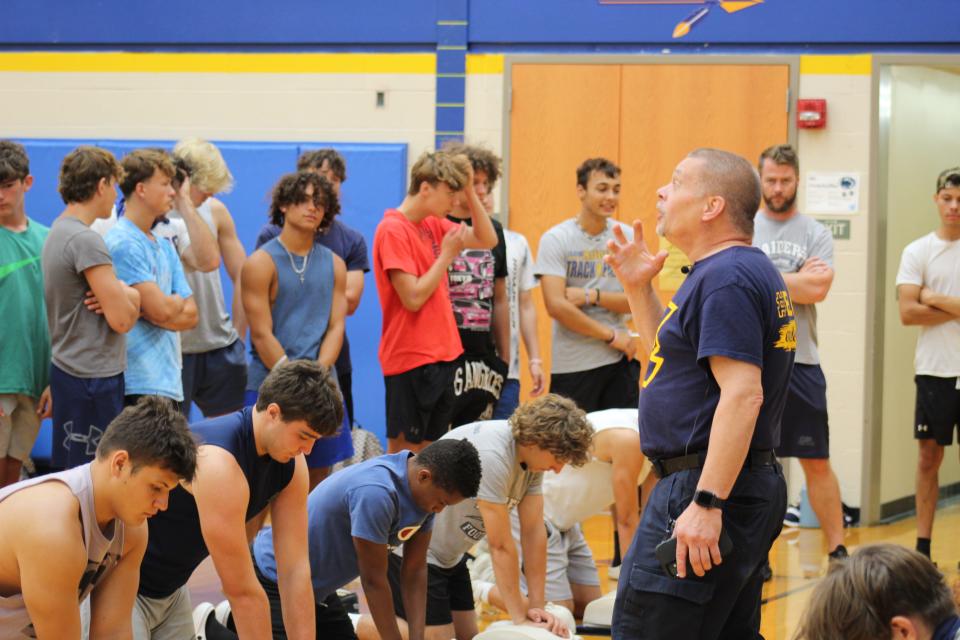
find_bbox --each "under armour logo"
[917,424,929,433]
[62,421,104,455]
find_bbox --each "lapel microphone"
[680,265,693,274]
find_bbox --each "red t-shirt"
[373,209,463,375]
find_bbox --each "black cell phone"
[654,528,734,578]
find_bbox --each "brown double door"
[507,62,790,398]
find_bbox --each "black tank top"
[138,407,295,598]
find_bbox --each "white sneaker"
[214,599,232,628]
[192,602,216,640]
[607,563,621,580]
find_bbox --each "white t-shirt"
[504,230,538,380]
[895,232,960,377]
[542,409,648,532]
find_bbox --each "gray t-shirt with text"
[753,211,833,365]
[535,218,633,374]
[425,420,542,569]
[42,216,125,378]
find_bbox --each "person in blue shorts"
[134,359,343,640]
[245,438,481,640]
[243,171,349,488]
[42,146,141,469]
[255,149,369,428]
[606,148,796,639]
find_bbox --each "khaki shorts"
[0,395,40,461]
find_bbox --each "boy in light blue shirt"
[105,149,198,404]
[251,439,481,640]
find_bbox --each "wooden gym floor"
[187,502,960,639]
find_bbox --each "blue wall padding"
[19,138,407,448]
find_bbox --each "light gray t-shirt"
[165,202,239,354]
[0,463,124,638]
[42,216,125,378]
[534,218,633,374]
[752,211,833,365]
[425,420,543,569]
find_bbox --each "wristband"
[595,289,602,306]
[605,329,617,345]
[584,289,589,306]
[272,354,289,370]
[529,358,543,365]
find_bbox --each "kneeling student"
[134,360,343,639]
[0,397,197,639]
[477,408,649,619]
[390,394,593,640]
[251,438,482,640]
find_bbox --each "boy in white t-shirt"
[895,166,960,560]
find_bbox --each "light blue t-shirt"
[105,217,192,400]
[253,451,433,601]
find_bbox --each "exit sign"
[816,218,851,240]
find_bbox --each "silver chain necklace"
[277,238,312,284]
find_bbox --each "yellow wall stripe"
[465,54,504,75]
[800,54,872,76]
[0,52,436,74]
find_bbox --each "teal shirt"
[0,219,51,398]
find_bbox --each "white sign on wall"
[806,172,860,215]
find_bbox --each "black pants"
[549,357,640,413]
[612,463,787,639]
[255,562,357,640]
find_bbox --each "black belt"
[649,449,776,479]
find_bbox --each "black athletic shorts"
[181,338,248,418]
[255,560,356,640]
[776,364,830,459]
[388,553,474,626]
[549,356,640,413]
[449,350,508,428]
[914,375,960,446]
[384,360,457,443]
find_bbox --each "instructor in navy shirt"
[605,148,796,639]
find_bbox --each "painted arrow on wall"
[598,0,764,39]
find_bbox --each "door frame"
[865,54,960,523]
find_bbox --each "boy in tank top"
[0,397,197,639]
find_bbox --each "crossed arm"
[900,283,960,325]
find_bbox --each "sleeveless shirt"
[247,238,335,392]
[138,407,295,598]
[0,464,125,638]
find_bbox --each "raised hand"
[604,220,668,291]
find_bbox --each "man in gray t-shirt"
[388,395,593,640]
[42,146,141,469]
[535,158,639,414]
[753,144,846,561]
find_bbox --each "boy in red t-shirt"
[373,150,498,453]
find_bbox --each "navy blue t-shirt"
[138,407,296,598]
[255,218,369,375]
[253,451,433,601]
[638,246,796,459]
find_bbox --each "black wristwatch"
[693,490,725,510]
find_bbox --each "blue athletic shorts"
[50,364,124,469]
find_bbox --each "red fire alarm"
[797,98,827,129]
